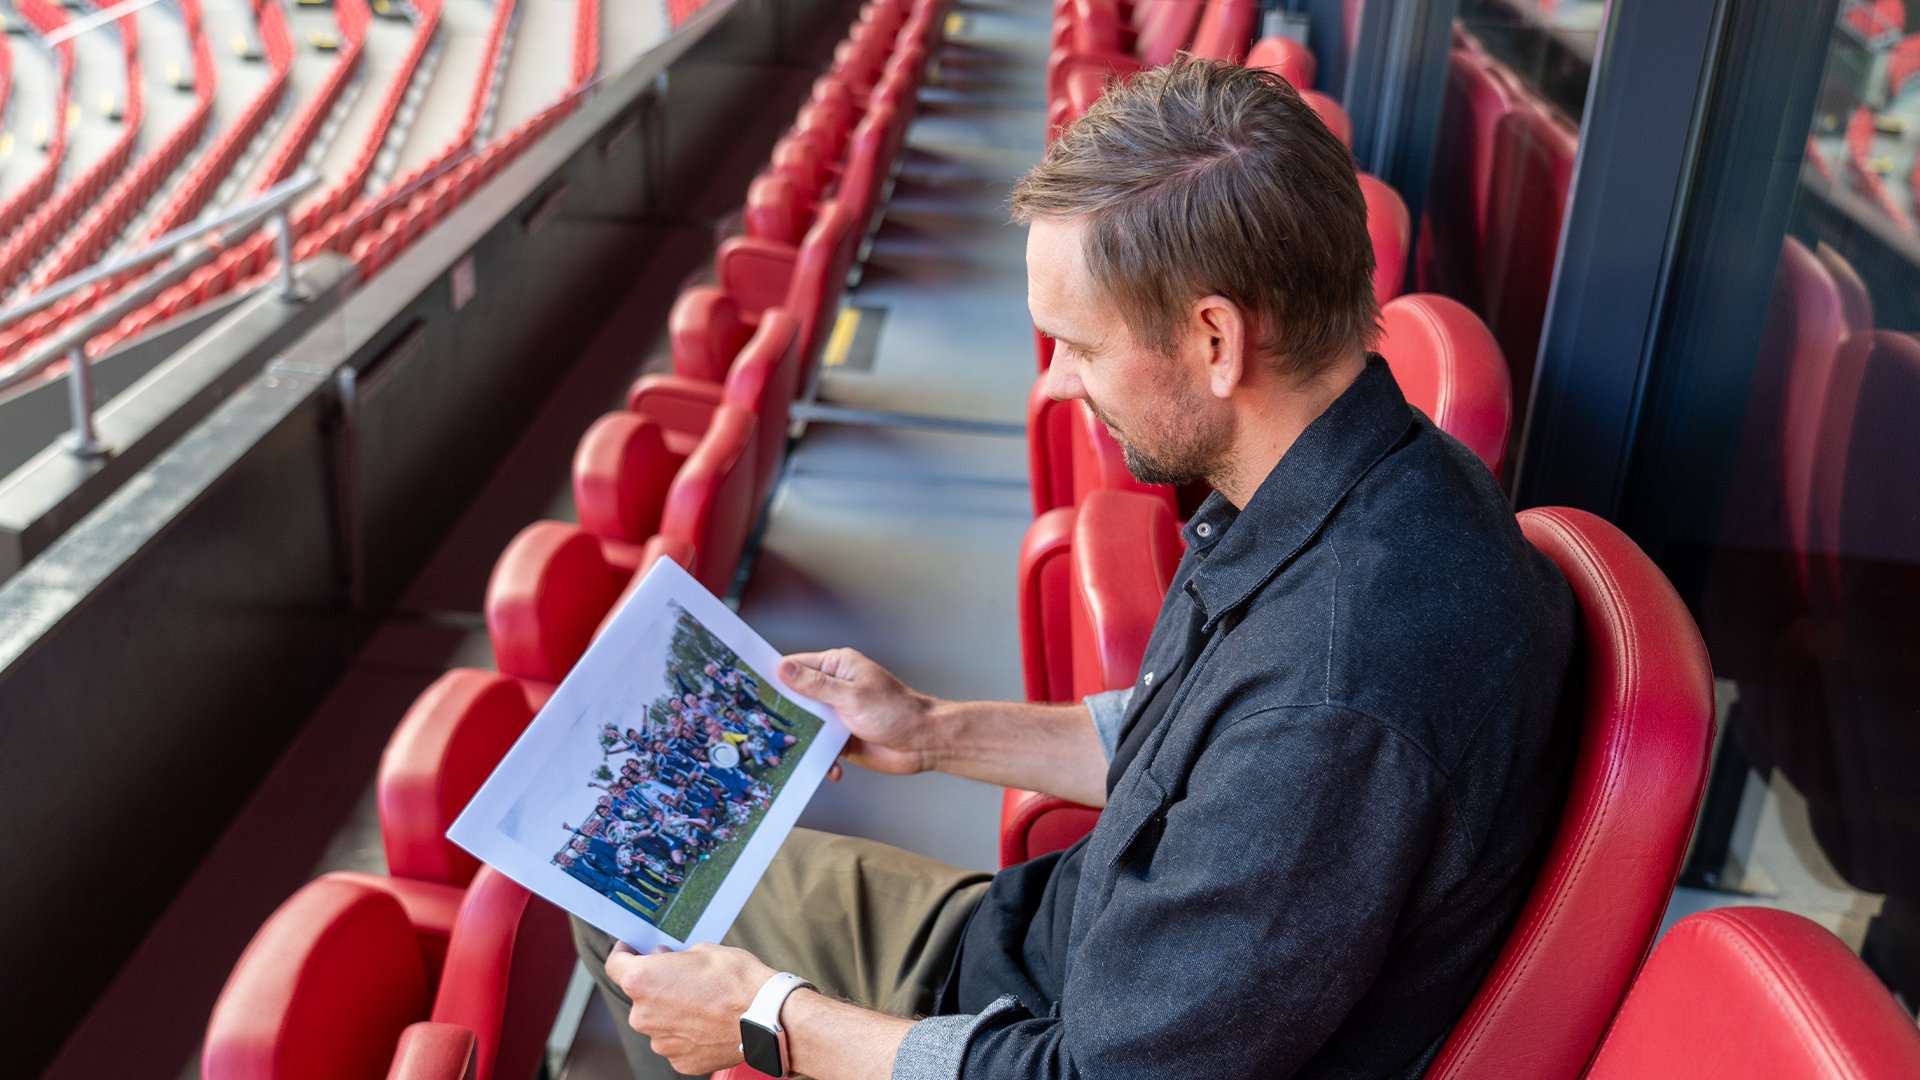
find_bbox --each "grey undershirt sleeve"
[1083,687,1135,760]
[890,996,1022,1080]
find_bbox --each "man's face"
[1027,217,1232,487]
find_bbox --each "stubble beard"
[1087,392,1233,488]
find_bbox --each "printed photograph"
[533,602,824,939]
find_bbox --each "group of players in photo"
[553,658,802,917]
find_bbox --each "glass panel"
[1415,0,1604,466]
[1648,0,1920,1009]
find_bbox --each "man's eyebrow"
[1035,325,1092,350]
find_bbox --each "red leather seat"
[1813,240,1874,334]
[1424,506,1714,1080]
[1005,490,1182,862]
[745,173,811,246]
[1246,34,1316,89]
[1587,908,1920,1079]
[1301,89,1352,148]
[712,199,857,383]
[487,408,755,684]
[1361,172,1411,304]
[1480,97,1578,426]
[379,669,540,887]
[1376,293,1511,476]
[204,866,572,1080]
[1188,0,1257,62]
[670,288,754,384]
[1416,42,1519,306]
[630,308,803,514]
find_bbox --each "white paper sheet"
[448,558,850,949]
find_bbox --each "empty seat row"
[203,2,950,1075]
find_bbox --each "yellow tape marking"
[821,307,860,368]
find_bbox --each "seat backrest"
[1481,97,1579,419]
[1812,331,1920,614]
[768,134,829,205]
[785,199,857,382]
[746,173,809,246]
[379,669,536,886]
[660,404,759,596]
[205,876,431,1080]
[1420,44,1521,307]
[1068,491,1184,697]
[1765,239,1849,594]
[573,413,679,544]
[1425,506,1714,1080]
[1814,240,1874,334]
[834,104,896,243]
[1136,0,1202,64]
[1376,293,1511,476]
[1018,507,1080,703]
[722,307,802,510]
[430,867,574,1080]
[1189,0,1257,62]
[1071,0,1126,54]
[1247,34,1316,89]
[669,286,752,384]
[486,521,629,683]
[1361,172,1411,304]
[1587,908,1920,1079]
[1301,89,1352,147]
[1027,378,1080,517]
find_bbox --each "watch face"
[740,1019,785,1077]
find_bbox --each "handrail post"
[274,208,304,301]
[63,345,107,459]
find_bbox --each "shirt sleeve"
[1082,688,1134,760]
[948,705,1448,1080]
[890,997,1024,1080]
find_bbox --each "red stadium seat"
[487,521,636,683]
[1361,172,1411,303]
[1376,293,1511,476]
[1813,240,1874,334]
[1189,0,1257,62]
[1025,379,1176,518]
[746,173,811,246]
[630,308,803,513]
[1301,89,1352,147]
[575,414,683,544]
[1586,908,1920,1080]
[204,867,571,1080]
[714,199,857,380]
[1767,239,1852,594]
[658,404,760,596]
[1480,98,1578,424]
[378,669,540,887]
[1247,34,1316,89]
[1424,506,1713,1080]
[670,288,755,385]
[1006,491,1182,863]
[1416,42,1520,305]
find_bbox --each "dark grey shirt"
[898,358,1578,1079]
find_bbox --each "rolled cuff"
[1084,687,1135,760]
[890,996,1024,1080]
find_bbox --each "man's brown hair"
[1011,59,1379,378]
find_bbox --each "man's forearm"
[785,990,915,1080]
[925,699,1109,807]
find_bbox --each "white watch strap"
[744,971,815,1032]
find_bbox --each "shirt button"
[1143,671,1154,687]
[1195,522,1213,538]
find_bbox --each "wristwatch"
[738,971,815,1078]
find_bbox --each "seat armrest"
[385,1022,478,1080]
[1000,788,1102,867]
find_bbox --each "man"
[575,59,1575,1079]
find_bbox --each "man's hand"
[778,649,942,776]
[605,942,777,1075]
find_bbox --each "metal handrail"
[0,170,322,457]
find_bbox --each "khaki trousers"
[571,827,992,1079]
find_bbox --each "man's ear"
[1191,295,1247,399]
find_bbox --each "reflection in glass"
[1688,0,1920,1010]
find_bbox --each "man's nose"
[1042,353,1084,402]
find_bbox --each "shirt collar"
[1184,356,1414,631]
